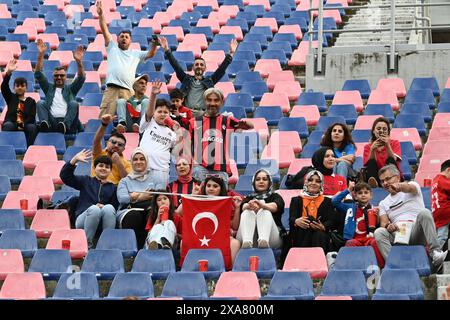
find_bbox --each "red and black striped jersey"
[166,179,200,209]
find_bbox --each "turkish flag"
[181,195,233,270]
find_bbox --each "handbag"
[329,230,346,252]
[119,200,152,248]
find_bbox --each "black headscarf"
[249,169,273,200]
[312,147,334,176]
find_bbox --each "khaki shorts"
[99,86,132,117]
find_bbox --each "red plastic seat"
[36,33,60,50]
[275,189,302,208]
[273,81,302,102]
[287,158,312,175]
[353,115,382,131]
[176,42,202,58]
[214,82,235,99]
[248,0,271,11]
[202,50,226,65]
[212,272,261,299]
[138,19,162,34]
[418,155,449,173]
[0,249,24,281]
[283,247,328,279]
[197,18,220,34]
[120,0,142,11]
[218,5,240,19]
[48,51,74,68]
[324,9,342,24]
[23,18,46,33]
[153,11,176,27]
[161,26,185,42]
[315,296,352,300]
[63,4,84,19]
[43,0,65,10]
[184,34,208,50]
[260,92,290,113]
[278,24,302,40]
[15,60,33,72]
[254,59,282,78]
[428,127,450,141]
[261,144,296,168]
[432,113,450,129]
[290,105,320,126]
[33,160,65,185]
[376,78,406,98]
[46,229,89,259]
[30,209,71,238]
[208,11,231,26]
[197,0,219,10]
[332,90,363,112]
[18,176,55,201]
[269,131,302,153]
[0,42,21,59]
[0,51,14,67]
[14,25,38,41]
[367,89,399,111]
[289,41,318,66]
[81,19,102,33]
[22,146,57,170]
[0,273,46,300]
[79,106,100,125]
[2,191,40,217]
[423,140,450,156]
[255,17,278,32]
[218,26,243,41]
[267,70,295,90]
[242,118,269,143]
[390,128,422,150]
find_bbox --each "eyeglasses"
[54,74,66,78]
[380,175,396,183]
[109,139,125,148]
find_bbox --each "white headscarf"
[127,148,150,181]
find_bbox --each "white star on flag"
[199,236,211,247]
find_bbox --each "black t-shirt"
[241,193,285,227]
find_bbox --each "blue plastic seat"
[181,249,225,280]
[254,106,283,126]
[437,101,450,113]
[81,249,124,280]
[0,209,25,233]
[328,104,358,125]
[244,159,280,182]
[300,143,320,158]
[168,18,191,33]
[65,34,89,47]
[51,190,79,205]
[193,5,213,18]
[57,42,78,52]
[236,41,262,59]
[316,116,346,131]
[231,131,264,153]
[74,161,92,177]
[6,34,28,49]
[404,89,436,109]
[160,60,186,80]
[160,272,208,299]
[207,42,230,54]
[83,51,103,68]
[0,229,37,258]
[234,174,255,196]
[190,26,214,42]
[72,132,100,148]
[131,27,154,42]
[107,273,154,299]
[128,12,150,28]
[244,5,265,18]
[116,6,134,18]
[81,93,103,108]
[45,26,67,40]
[16,11,39,24]
[225,60,250,78]
[96,229,138,258]
[240,81,268,101]
[110,19,132,30]
[372,293,411,300]
[364,104,395,122]
[131,249,175,280]
[221,106,246,119]
[74,26,97,42]
[268,41,293,58]
[234,71,263,90]
[401,102,432,123]
[237,11,257,27]
[273,34,297,51]
[223,0,244,9]
[19,51,39,67]
[148,50,165,69]
[0,18,16,32]
[285,17,308,33]
[342,79,371,99]
[393,114,426,136]
[243,33,268,50]
[181,11,202,26]
[376,269,424,300]
[303,33,328,47]
[70,0,91,9]
[135,60,156,76]
[34,133,66,154]
[307,130,324,145]
[28,249,72,280]
[320,270,369,300]
[278,117,309,138]
[400,158,412,180]
[76,83,101,102]
[371,188,389,206]
[266,271,315,300]
[0,145,15,160]
[230,144,257,169]
[232,248,276,278]
[38,4,59,17]
[44,10,66,25]
[384,246,430,276]
[226,18,249,34]
[53,273,99,300]
[261,49,288,66]
[334,246,378,275]
[248,25,273,41]
[440,88,450,102]
[0,175,11,201]
[296,92,327,112]
[0,160,25,184]
[67,60,94,78]
[233,50,257,68]
[410,77,440,97]
[265,10,288,24]
[400,141,417,165]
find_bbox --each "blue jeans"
[75,204,117,245]
[117,98,149,131]
[334,161,351,179]
[148,169,169,190]
[437,224,449,249]
[37,100,81,133]
[2,121,37,146]
[193,165,229,185]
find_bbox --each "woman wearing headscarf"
[166,155,200,209]
[117,147,155,248]
[237,169,285,249]
[289,170,338,252]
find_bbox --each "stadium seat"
[320,270,369,300]
[367,89,399,111]
[234,71,263,90]
[234,175,255,196]
[96,229,138,258]
[46,229,88,259]
[0,273,45,300]
[266,70,295,90]
[243,33,268,50]
[0,249,24,280]
[272,81,302,102]
[231,130,264,154]
[328,104,358,125]
[254,59,282,78]
[342,79,371,99]
[131,249,175,280]
[0,229,37,258]
[0,209,25,234]
[28,249,72,280]
[14,25,38,42]
[81,249,124,280]
[384,246,430,277]
[0,175,11,201]
[394,114,426,136]
[372,293,411,300]
[244,5,266,18]
[364,104,395,123]
[432,113,450,129]
[34,133,66,154]
[275,190,302,208]
[332,90,363,112]
[18,176,54,201]
[390,128,422,150]
[232,248,276,278]
[181,249,225,280]
[354,115,383,131]
[287,158,313,175]
[225,59,250,77]
[244,159,280,182]
[0,132,27,155]
[260,93,291,113]
[0,19,16,34]
[376,269,424,300]
[410,77,440,97]
[254,106,283,126]
[269,131,302,153]
[219,25,244,41]
[52,272,99,300]
[160,272,208,299]
[277,117,309,139]
[107,273,154,300]
[212,272,261,299]
[283,247,328,278]
[376,77,406,98]
[290,105,320,126]
[404,89,436,109]
[240,81,268,101]
[334,246,378,275]
[0,160,24,185]
[30,208,69,238]
[296,91,326,112]
[22,146,57,170]
[243,117,270,142]
[316,116,346,131]
[400,141,417,165]
[440,89,450,103]
[266,271,315,300]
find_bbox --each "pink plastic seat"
[254,59,282,78]
[14,25,38,41]
[43,0,65,10]
[353,115,383,131]
[0,249,24,281]
[428,127,450,141]
[87,43,107,58]
[0,273,46,300]
[242,118,269,143]
[269,131,302,153]
[228,159,239,185]
[2,192,40,218]
[290,105,320,126]
[30,209,71,238]
[23,18,46,33]
[332,90,363,112]
[212,272,261,299]
[153,11,175,27]
[315,296,352,300]
[261,144,295,168]
[202,50,226,65]
[89,8,120,23]
[327,0,348,7]
[275,189,302,208]
[418,155,449,173]
[273,81,302,102]
[283,247,328,279]
[168,3,193,18]
[432,113,450,129]
[296,0,319,15]
[197,18,220,34]
[18,176,55,201]
[197,0,219,10]
[423,140,450,156]
[123,133,140,150]
[33,161,65,185]
[248,0,271,11]
[376,78,406,98]
[267,70,295,90]
[48,51,74,68]
[287,158,312,175]
[218,26,243,41]
[97,60,108,79]
[36,33,60,50]
[24,92,41,102]
[208,11,231,26]
[289,41,318,66]
[83,71,102,86]
[367,89,399,111]
[414,170,440,187]
[354,143,366,158]
[120,0,142,11]
[278,24,302,40]
[176,42,202,58]
[81,18,102,33]
[0,51,14,66]
[63,4,84,19]
[214,82,235,99]
[0,42,21,58]
[0,106,6,125]
[260,92,290,113]
[138,19,162,34]
[167,73,180,91]
[324,9,342,24]
[255,17,278,32]
[46,229,88,259]
[161,26,185,42]
[0,4,11,18]
[15,60,33,72]
[390,128,422,150]
[79,106,100,124]
[218,5,240,19]
[446,77,450,89]
[184,34,208,50]
[22,146,58,170]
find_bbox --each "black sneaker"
[161,237,172,249]
[56,122,66,134]
[39,121,49,132]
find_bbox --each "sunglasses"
[54,74,66,78]
[109,139,125,147]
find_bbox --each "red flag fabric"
[181,195,233,270]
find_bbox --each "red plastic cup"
[198,260,208,272]
[160,206,169,221]
[62,240,71,250]
[424,178,432,187]
[368,208,378,230]
[163,116,175,128]
[20,199,28,211]
[249,256,259,272]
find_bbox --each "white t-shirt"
[105,41,147,90]
[379,181,425,224]
[51,88,68,118]
[139,117,177,172]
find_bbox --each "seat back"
[161,272,208,299]
[131,249,175,280]
[181,249,225,279]
[267,271,314,300]
[107,273,154,299]
[53,272,99,299]
[96,229,138,258]
[232,248,276,278]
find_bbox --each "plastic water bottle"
[326,251,338,270]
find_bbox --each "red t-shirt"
[173,105,193,128]
[363,139,402,170]
[353,207,368,240]
[323,174,347,196]
[432,174,450,228]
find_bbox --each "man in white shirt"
[96,0,158,117]
[375,164,447,269]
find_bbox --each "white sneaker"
[257,239,269,248]
[432,250,448,268]
[242,241,253,249]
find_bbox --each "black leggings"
[365,157,399,185]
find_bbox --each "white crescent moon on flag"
[192,212,219,236]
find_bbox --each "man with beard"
[158,36,238,117]
[96,0,158,117]
[35,39,85,134]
